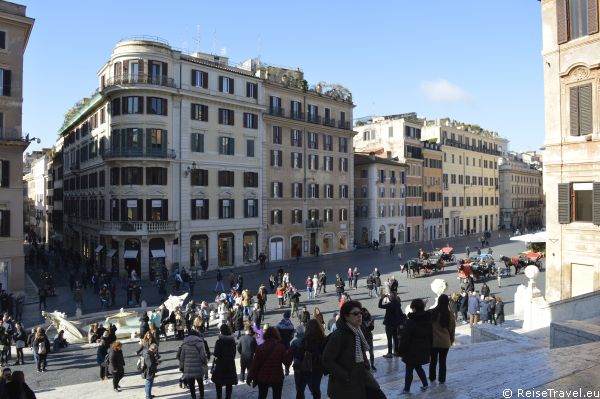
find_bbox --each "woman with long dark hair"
[428,294,455,385]
[398,299,432,394]
[109,341,126,392]
[291,319,326,399]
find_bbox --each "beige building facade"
[0,1,33,293]
[422,141,443,241]
[422,118,506,238]
[498,152,543,231]
[353,153,407,247]
[541,0,600,300]
[259,66,355,261]
[353,114,424,243]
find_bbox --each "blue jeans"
[214,281,225,292]
[294,371,322,399]
[145,376,154,399]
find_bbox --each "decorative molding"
[218,190,234,199]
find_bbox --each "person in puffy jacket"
[378,292,404,358]
[108,341,125,392]
[428,294,455,385]
[246,326,292,399]
[399,299,432,394]
[177,329,208,399]
[211,324,237,399]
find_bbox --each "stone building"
[541,0,600,300]
[353,113,424,243]
[353,153,407,247]
[422,118,507,238]
[257,65,355,261]
[0,1,34,292]
[422,141,443,241]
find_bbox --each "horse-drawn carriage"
[500,252,543,275]
[439,247,456,263]
[402,258,436,278]
[457,254,496,281]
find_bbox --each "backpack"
[38,341,47,355]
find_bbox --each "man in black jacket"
[378,292,404,358]
[236,327,257,382]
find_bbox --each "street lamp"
[183,161,197,177]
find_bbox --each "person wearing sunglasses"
[322,301,386,399]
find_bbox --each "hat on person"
[283,310,291,319]
[295,325,305,335]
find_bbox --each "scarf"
[345,322,369,364]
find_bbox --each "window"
[292,209,302,224]
[271,182,283,198]
[0,32,5,50]
[147,97,167,115]
[308,209,319,221]
[309,183,319,198]
[291,182,303,198]
[121,167,143,185]
[219,76,235,94]
[308,154,319,170]
[99,170,105,187]
[569,83,593,136]
[340,185,349,198]
[244,199,258,217]
[191,103,208,121]
[147,199,168,221]
[191,133,204,152]
[324,208,333,222]
[0,160,8,187]
[246,139,255,157]
[219,199,235,219]
[271,150,282,167]
[122,199,143,221]
[190,169,208,186]
[191,69,208,89]
[146,167,167,185]
[323,135,333,151]
[0,68,11,96]
[243,113,258,129]
[307,104,319,122]
[291,129,302,147]
[291,152,303,169]
[325,184,333,199]
[123,96,143,114]
[568,0,590,40]
[272,126,282,144]
[308,132,319,149]
[339,137,348,153]
[219,136,235,155]
[218,171,235,187]
[324,156,333,171]
[244,172,258,187]
[339,157,348,172]
[291,100,302,119]
[0,210,10,236]
[271,209,282,225]
[218,108,235,125]
[191,199,209,219]
[270,96,282,114]
[110,167,120,185]
[246,82,258,99]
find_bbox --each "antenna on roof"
[212,29,217,55]
[194,25,201,53]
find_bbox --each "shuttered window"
[0,160,8,187]
[192,70,209,89]
[559,183,572,224]
[0,69,10,97]
[593,182,600,225]
[0,210,9,237]
[569,83,593,136]
[191,199,209,220]
[558,0,600,43]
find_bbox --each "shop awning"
[106,249,117,258]
[95,245,104,253]
[123,250,139,259]
[151,249,166,258]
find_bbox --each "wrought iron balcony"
[290,110,304,120]
[101,148,176,160]
[323,117,336,128]
[338,120,351,130]
[103,74,177,89]
[307,114,321,124]
[305,219,323,229]
[268,107,285,117]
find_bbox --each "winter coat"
[34,336,50,356]
[322,318,377,399]
[399,311,433,366]
[211,335,238,386]
[237,334,257,360]
[479,300,491,322]
[1,381,36,399]
[430,311,455,349]
[177,334,208,379]
[481,284,491,298]
[314,313,325,327]
[108,347,125,373]
[276,319,295,348]
[96,342,109,365]
[233,308,245,331]
[495,301,505,323]
[143,350,159,379]
[467,294,480,314]
[290,334,325,376]
[251,309,263,326]
[378,296,404,327]
[459,295,468,313]
[247,338,291,385]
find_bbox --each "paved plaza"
[18,231,543,394]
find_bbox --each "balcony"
[290,110,304,120]
[305,219,324,229]
[103,74,177,89]
[268,107,285,117]
[323,118,336,128]
[338,120,351,130]
[100,220,178,235]
[101,148,176,160]
[307,114,321,124]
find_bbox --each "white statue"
[429,279,448,309]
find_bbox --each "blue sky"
[21,1,543,152]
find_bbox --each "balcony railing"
[307,114,321,124]
[101,148,176,160]
[338,120,351,130]
[268,107,285,117]
[323,117,336,128]
[290,110,305,120]
[305,219,324,228]
[104,74,177,89]
[101,220,178,234]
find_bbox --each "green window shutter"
[191,199,196,220]
[558,183,571,224]
[162,199,168,221]
[570,86,580,136]
[593,182,600,225]
[137,199,144,221]
[146,199,152,221]
[192,70,197,86]
[589,0,599,35]
[579,84,593,135]
[218,200,223,218]
[557,0,569,44]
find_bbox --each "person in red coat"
[246,326,292,399]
